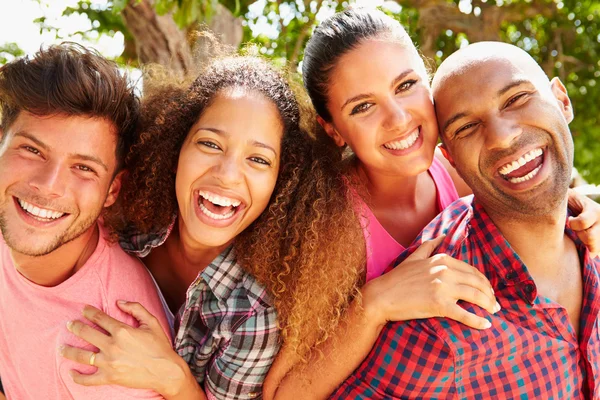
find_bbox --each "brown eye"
[396,79,417,93]
[504,93,528,108]
[198,141,221,150]
[350,102,372,115]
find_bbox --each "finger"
[59,345,101,368]
[567,189,585,215]
[573,222,600,257]
[431,256,494,295]
[569,210,596,232]
[116,300,161,331]
[82,305,126,335]
[66,320,109,349]
[452,283,500,315]
[444,304,492,330]
[69,370,106,387]
[406,235,446,261]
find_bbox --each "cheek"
[248,171,279,214]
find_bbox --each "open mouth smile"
[498,148,544,184]
[15,197,68,223]
[383,127,421,151]
[197,190,245,222]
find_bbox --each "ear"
[550,77,574,124]
[317,115,345,147]
[439,143,456,168]
[103,170,124,208]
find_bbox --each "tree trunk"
[121,0,243,77]
[122,0,193,76]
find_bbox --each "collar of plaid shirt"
[332,196,600,400]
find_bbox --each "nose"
[213,154,244,187]
[381,98,413,131]
[28,161,66,198]
[484,115,523,150]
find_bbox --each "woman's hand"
[59,302,194,398]
[567,189,600,257]
[362,236,500,330]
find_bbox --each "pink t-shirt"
[360,157,460,282]
[0,224,171,400]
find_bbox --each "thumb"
[116,301,159,331]
[406,235,446,261]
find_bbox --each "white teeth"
[499,148,543,176]
[383,128,420,151]
[198,191,241,208]
[17,199,65,220]
[198,202,236,220]
[508,165,542,184]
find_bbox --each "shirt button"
[506,270,518,280]
[524,283,535,294]
[247,392,259,399]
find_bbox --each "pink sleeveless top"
[358,157,460,282]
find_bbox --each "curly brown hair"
[115,55,366,362]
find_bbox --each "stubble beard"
[0,208,100,257]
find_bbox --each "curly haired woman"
[58,54,365,399]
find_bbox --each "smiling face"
[435,53,574,218]
[175,89,283,249]
[0,112,121,256]
[321,38,439,178]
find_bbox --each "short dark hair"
[0,43,139,171]
[302,8,412,121]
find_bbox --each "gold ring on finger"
[89,352,97,366]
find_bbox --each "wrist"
[156,352,194,397]
[359,280,387,329]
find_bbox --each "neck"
[10,224,100,287]
[168,217,230,273]
[355,161,427,207]
[485,198,569,277]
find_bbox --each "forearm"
[273,299,384,400]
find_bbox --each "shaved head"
[432,42,550,101]
[431,41,574,221]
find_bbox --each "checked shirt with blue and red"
[332,196,600,400]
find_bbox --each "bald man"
[331,42,600,399]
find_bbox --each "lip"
[381,126,424,156]
[493,146,546,174]
[13,196,70,228]
[493,147,551,192]
[193,188,247,228]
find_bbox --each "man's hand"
[568,189,600,258]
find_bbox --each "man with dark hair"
[332,42,600,399]
[0,43,170,399]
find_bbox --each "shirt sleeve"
[202,305,280,400]
[333,320,456,399]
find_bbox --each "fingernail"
[483,320,492,329]
[66,320,73,331]
[117,300,127,305]
[58,345,65,355]
[495,301,501,313]
[490,287,495,295]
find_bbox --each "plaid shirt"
[332,196,600,400]
[122,223,280,400]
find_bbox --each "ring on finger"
[89,352,97,366]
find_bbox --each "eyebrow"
[497,79,531,97]
[16,131,108,173]
[15,131,49,150]
[443,112,469,135]
[196,127,278,156]
[442,79,534,135]
[340,69,415,112]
